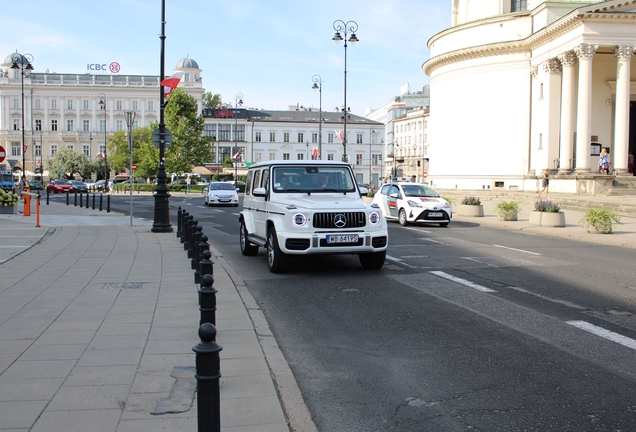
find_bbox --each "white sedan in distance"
[204,181,240,207]
[372,182,452,227]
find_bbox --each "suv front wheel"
[359,250,386,270]
[240,221,259,256]
[267,227,288,273]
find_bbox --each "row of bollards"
[178,207,222,432]
[48,189,110,213]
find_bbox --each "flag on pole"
[233,151,242,160]
[160,72,184,99]
[312,147,319,158]
[24,140,30,151]
[335,130,344,141]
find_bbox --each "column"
[558,51,577,172]
[574,43,597,172]
[613,44,635,175]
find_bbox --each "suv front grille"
[313,212,367,229]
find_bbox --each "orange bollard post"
[35,194,40,227]
[24,194,31,216]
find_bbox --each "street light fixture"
[332,20,359,163]
[234,92,243,185]
[11,52,34,185]
[98,93,109,184]
[311,75,323,160]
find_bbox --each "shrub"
[535,200,560,213]
[462,196,481,205]
[579,208,621,233]
[495,201,520,219]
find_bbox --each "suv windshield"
[272,166,356,193]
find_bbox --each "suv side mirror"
[253,187,266,197]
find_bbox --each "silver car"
[204,182,239,206]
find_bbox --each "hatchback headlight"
[407,200,423,208]
[369,211,381,225]
[292,212,307,227]
[443,201,451,209]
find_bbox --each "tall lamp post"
[125,111,137,226]
[98,93,109,184]
[152,0,172,233]
[234,93,243,185]
[11,52,34,184]
[311,75,323,160]
[332,20,359,163]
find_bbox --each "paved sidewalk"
[0,201,315,432]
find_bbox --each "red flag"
[312,147,319,158]
[160,72,184,99]
[233,152,242,160]
[335,130,344,141]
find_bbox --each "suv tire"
[359,251,386,270]
[267,227,288,273]
[240,221,259,256]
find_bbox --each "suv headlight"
[369,211,381,225]
[292,212,307,227]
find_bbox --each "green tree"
[202,91,222,108]
[164,88,212,174]
[47,147,91,179]
[107,127,156,179]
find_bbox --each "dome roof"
[176,57,199,69]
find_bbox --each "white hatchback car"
[372,182,452,227]
[204,181,239,206]
[239,160,389,273]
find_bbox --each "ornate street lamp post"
[332,20,359,163]
[311,75,323,160]
[11,52,34,185]
[234,93,243,185]
[98,93,109,184]
[125,111,137,226]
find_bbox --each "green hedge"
[111,184,207,194]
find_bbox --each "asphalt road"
[81,193,636,431]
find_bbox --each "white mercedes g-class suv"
[238,160,388,273]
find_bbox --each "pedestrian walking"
[598,147,609,174]
[538,168,550,199]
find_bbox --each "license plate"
[428,212,443,217]
[326,234,359,244]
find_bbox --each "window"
[67,144,74,151]
[233,124,245,141]
[297,153,304,160]
[357,133,363,144]
[132,101,138,111]
[99,120,105,132]
[298,132,304,143]
[356,154,363,165]
[13,99,19,109]
[327,153,334,161]
[328,133,334,143]
[255,153,262,163]
[83,120,90,132]
[511,0,527,12]
[51,100,57,109]
[35,144,41,157]
[35,99,41,109]
[51,120,58,131]
[67,99,73,110]
[67,120,73,131]
[218,125,231,141]
[372,154,381,165]
[83,145,90,157]
[99,144,105,154]
[51,144,58,156]
[204,124,216,138]
[283,153,290,160]
[116,120,123,132]
[116,101,123,110]
[13,119,20,130]
[83,100,89,110]
[148,100,154,111]
[312,133,318,143]
[255,131,262,142]
[284,132,290,143]
[11,142,20,156]
[269,132,276,142]
[269,152,276,160]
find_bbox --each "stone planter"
[457,204,484,217]
[0,205,17,214]
[497,212,518,221]
[529,211,565,227]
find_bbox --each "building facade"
[393,107,430,183]
[423,0,636,194]
[0,54,203,176]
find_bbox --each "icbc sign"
[87,62,121,73]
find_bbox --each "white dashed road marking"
[493,244,541,255]
[430,270,497,293]
[566,320,636,351]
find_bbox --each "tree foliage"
[202,91,222,108]
[163,88,212,174]
[107,127,157,179]
[46,147,93,179]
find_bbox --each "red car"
[47,179,73,193]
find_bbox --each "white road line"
[404,227,431,233]
[508,286,586,310]
[430,270,497,293]
[566,320,636,351]
[386,255,402,262]
[493,244,541,256]
[421,238,444,244]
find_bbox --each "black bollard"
[79,192,83,207]
[188,220,198,259]
[86,192,90,208]
[199,273,217,326]
[99,194,103,211]
[192,226,203,270]
[107,194,111,213]
[180,212,189,244]
[199,250,214,291]
[46,188,50,205]
[192,323,222,432]
[184,215,193,250]
[195,235,211,284]
[66,191,70,205]
[177,206,182,238]
[92,193,96,210]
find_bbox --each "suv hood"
[274,194,368,211]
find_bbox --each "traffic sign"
[132,164,137,171]
[423,171,428,179]
[0,145,5,163]
[152,128,172,148]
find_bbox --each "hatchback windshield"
[401,184,440,198]
[54,180,69,185]
[272,166,356,193]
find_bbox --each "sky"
[2,0,451,116]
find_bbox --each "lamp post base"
[152,184,173,233]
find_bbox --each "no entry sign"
[0,145,6,163]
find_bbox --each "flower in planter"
[495,200,520,220]
[578,208,621,233]
[535,200,560,213]
[462,196,481,205]
[0,189,19,206]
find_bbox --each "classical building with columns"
[424,0,635,194]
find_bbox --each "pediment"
[582,0,636,13]
[281,144,293,151]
